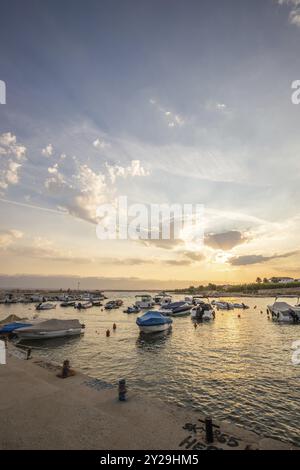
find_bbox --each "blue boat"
[136,311,172,334]
[0,322,33,334]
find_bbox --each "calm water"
[1,293,300,446]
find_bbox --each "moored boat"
[160,301,191,317]
[233,302,249,309]
[191,301,215,321]
[36,302,56,311]
[60,300,76,307]
[105,300,120,310]
[15,319,85,340]
[124,305,141,314]
[136,311,173,334]
[135,295,154,309]
[267,301,300,323]
[212,301,234,310]
[74,301,93,309]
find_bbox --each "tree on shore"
[256,277,262,284]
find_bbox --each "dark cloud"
[229,251,299,266]
[142,238,184,250]
[164,259,192,266]
[181,251,205,262]
[205,230,247,250]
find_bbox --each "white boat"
[233,302,249,309]
[16,319,85,340]
[36,302,56,311]
[160,296,172,307]
[191,301,215,321]
[74,301,93,309]
[136,311,173,334]
[135,295,154,309]
[213,301,234,310]
[267,301,300,323]
[160,301,191,317]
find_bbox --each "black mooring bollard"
[118,379,127,401]
[205,417,214,443]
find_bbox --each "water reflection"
[136,329,172,350]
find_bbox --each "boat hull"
[17,328,83,340]
[138,323,172,334]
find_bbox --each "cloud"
[93,138,110,150]
[180,251,205,262]
[205,230,247,250]
[0,229,23,248]
[289,8,300,25]
[276,0,300,27]
[149,98,185,128]
[0,235,92,264]
[164,259,192,266]
[44,158,150,224]
[42,143,53,156]
[0,133,26,191]
[106,159,149,183]
[229,250,299,266]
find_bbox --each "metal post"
[205,417,214,443]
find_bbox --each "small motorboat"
[267,301,300,323]
[74,301,93,310]
[213,301,234,310]
[15,319,85,340]
[105,300,120,310]
[160,301,191,317]
[124,305,141,314]
[191,301,215,321]
[36,302,56,311]
[233,302,249,309]
[60,300,76,307]
[136,311,173,334]
[135,295,154,309]
[153,294,163,304]
[92,300,103,306]
[160,296,172,307]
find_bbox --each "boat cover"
[136,311,172,326]
[272,302,294,312]
[16,319,82,333]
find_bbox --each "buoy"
[106,329,110,337]
[238,314,241,318]
[113,323,117,330]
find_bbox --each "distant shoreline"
[1,287,300,298]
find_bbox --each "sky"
[1,0,300,289]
